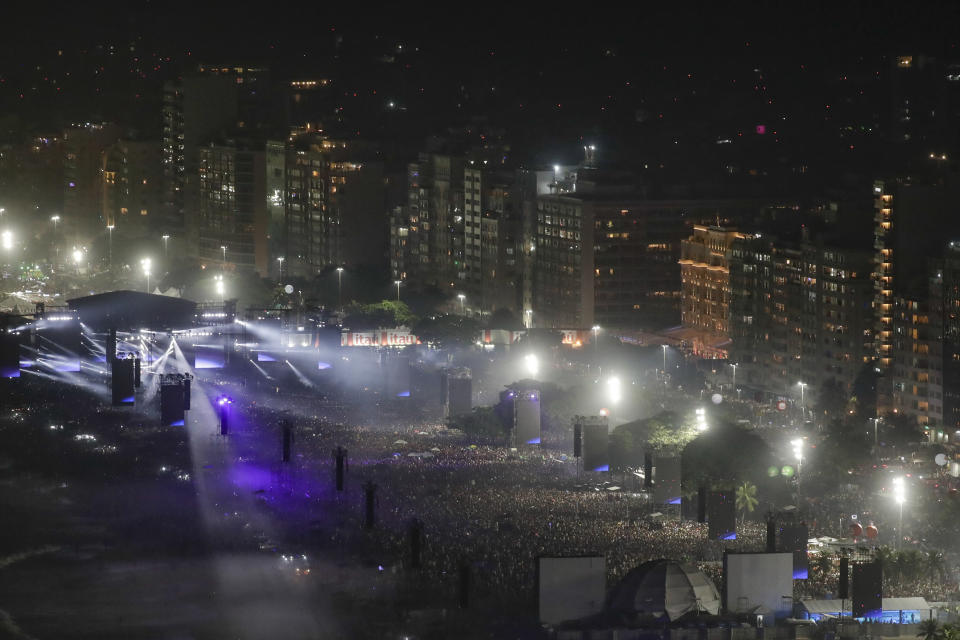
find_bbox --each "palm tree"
[736,481,759,526]
[917,618,940,640]
[875,546,895,573]
[814,552,834,584]
[900,549,925,583]
[926,551,946,582]
[941,624,960,640]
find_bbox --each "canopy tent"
[605,559,721,621]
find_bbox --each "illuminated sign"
[340,329,420,347]
[480,329,523,345]
[560,329,589,345]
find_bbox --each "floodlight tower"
[893,477,905,550]
[107,224,114,267]
[141,258,152,293]
[336,266,344,311]
[524,353,539,378]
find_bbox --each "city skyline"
[2,5,960,639]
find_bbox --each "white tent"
[606,559,721,621]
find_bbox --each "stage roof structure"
[67,290,197,332]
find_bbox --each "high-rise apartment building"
[941,243,960,429]
[463,166,484,298]
[873,180,896,409]
[533,192,699,330]
[397,153,465,290]
[531,173,771,330]
[63,123,123,237]
[459,165,523,316]
[391,136,530,316]
[0,134,63,221]
[101,139,161,236]
[594,199,692,330]
[162,69,256,247]
[532,192,595,328]
[197,139,268,275]
[265,140,286,278]
[282,134,385,277]
[872,176,960,422]
[891,291,943,426]
[729,234,875,404]
[679,226,746,336]
[284,79,334,130]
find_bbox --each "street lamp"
[592,325,601,353]
[336,266,344,311]
[215,274,224,301]
[221,245,227,263]
[730,362,737,389]
[893,476,905,550]
[394,280,402,301]
[50,216,61,263]
[277,256,285,280]
[872,417,880,449]
[661,344,669,374]
[107,224,114,267]
[458,293,466,314]
[525,309,532,328]
[140,258,152,293]
[797,381,808,415]
[162,234,170,260]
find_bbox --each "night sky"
[2,2,959,174]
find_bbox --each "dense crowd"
[4,362,960,620]
[217,392,776,608]
[229,384,960,610]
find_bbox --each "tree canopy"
[446,406,508,443]
[342,300,417,330]
[486,308,524,330]
[816,377,849,419]
[613,411,700,458]
[681,421,776,492]
[413,314,481,348]
[880,412,926,450]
